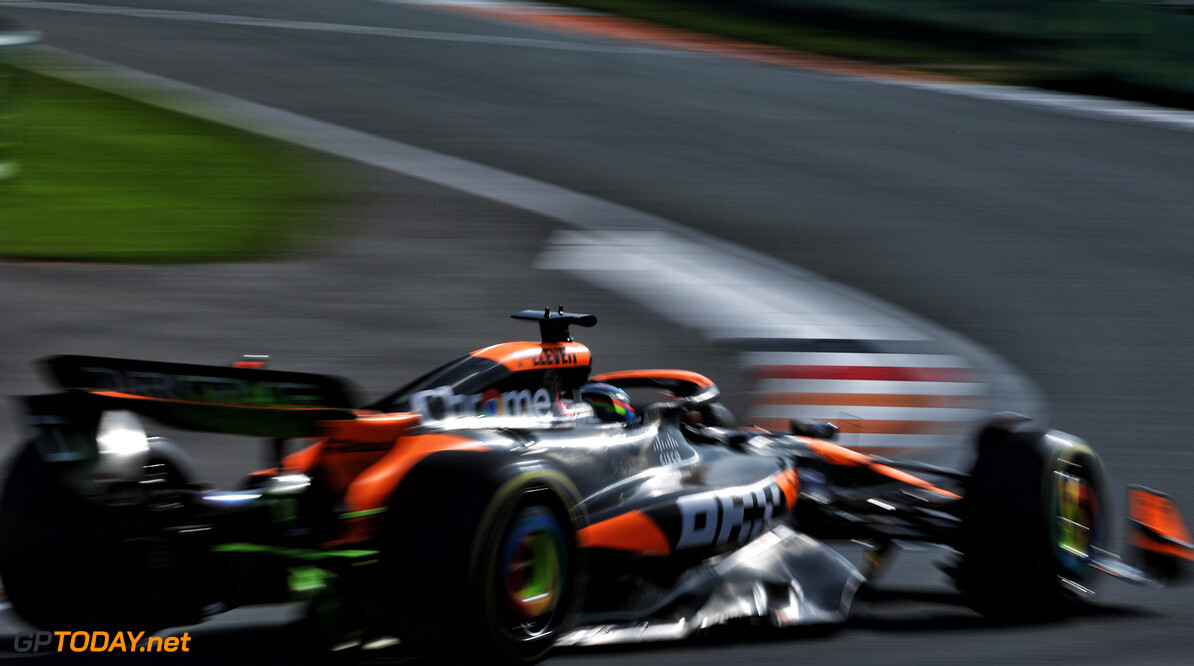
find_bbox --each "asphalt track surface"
[1,1,1193,664]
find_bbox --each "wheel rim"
[500,510,566,636]
[1051,462,1101,578]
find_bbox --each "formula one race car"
[1,309,1192,663]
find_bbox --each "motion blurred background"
[1,0,1193,663]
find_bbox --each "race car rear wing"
[43,355,359,408]
[29,355,361,441]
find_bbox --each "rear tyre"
[955,422,1107,620]
[383,454,581,664]
[0,442,203,631]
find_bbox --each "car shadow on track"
[847,585,1157,633]
[0,588,1158,665]
[551,585,1158,660]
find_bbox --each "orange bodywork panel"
[315,413,423,493]
[578,509,671,557]
[799,437,960,500]
[283,440,325,473]
[248,439,326,479]
[250,414,424,492]
[343,433,490,513]
[470,341,591,371]
[1129,486,1194,560]
[775,468,801,510]
[800,437,872,467]
[326,433,491,545]
[320,412,421,442]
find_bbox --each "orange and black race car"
[1,309,1191,663]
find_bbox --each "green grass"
[0,69,342,263]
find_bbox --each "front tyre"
[383,453,582,664]
[479,496,574,659]
[955,421,1107,620]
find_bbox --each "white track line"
[375,0,597,15]
[535,230,930,342]
[898,81,1194,134]
[0,1,662,54]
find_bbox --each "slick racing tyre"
[0,441,203,631]
[383,452,582,664]
[955,421,1107,620]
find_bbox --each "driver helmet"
[580,382,637,424]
